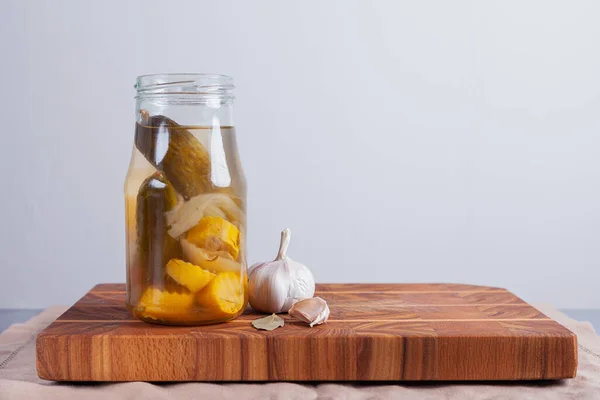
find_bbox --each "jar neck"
[135,99,234,127]
[135,74,235,127]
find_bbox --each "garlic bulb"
[248,229,315,313]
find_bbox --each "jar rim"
[135,73,235,99]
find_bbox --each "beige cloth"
[1,305,599,399]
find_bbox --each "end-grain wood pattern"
[36,283,577,382]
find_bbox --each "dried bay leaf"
[252,313,285,331]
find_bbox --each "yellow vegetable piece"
[186,216,240,259]
[196,272,245,318]
[166,259,216,293]
[180,238,242,273]
[137,287,194,322]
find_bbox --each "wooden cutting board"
[36,283,577,381]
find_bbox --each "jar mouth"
[135,73,234,99]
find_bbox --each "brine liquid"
[125,122,247,325]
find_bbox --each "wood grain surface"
[36,283,577,382]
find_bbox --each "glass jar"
[125,74,247,325]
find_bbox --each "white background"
[1,0,599,309]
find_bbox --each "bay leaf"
[252,313,285,331]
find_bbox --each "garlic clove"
[251,313,285,331]
[289,297,330,327]
[248,229,315,314]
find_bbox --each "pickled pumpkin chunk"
[180,238,242,273]
[137,287,194,321]
[196,272,245,317]
[166,193,246,239]
[186,216,240,259]
[135,114,211,200]
[166,259,216,293]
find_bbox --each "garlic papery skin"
[248,229,315,314]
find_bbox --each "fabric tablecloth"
[1,305,600,399]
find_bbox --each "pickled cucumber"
[136,172,180,292]
[135,113,212,200]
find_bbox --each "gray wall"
[2,0,599,308]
